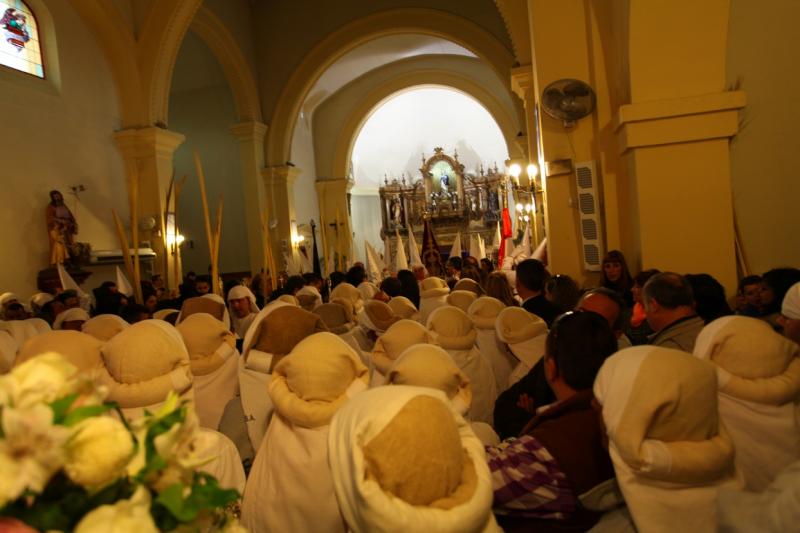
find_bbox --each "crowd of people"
[1,249,799,532]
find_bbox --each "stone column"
[261,164,300,272]
[230,121,268,275]
[113,127,185,288]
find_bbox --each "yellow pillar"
[527,0,598,283]
[261,165,300,272]
[618,0,743,295]
[113,127,185,288]
[230,121,268,276]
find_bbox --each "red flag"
[498,207,513,261]
[421,218,444,277]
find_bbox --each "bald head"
[577,288,623,334]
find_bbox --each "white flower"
[74,485,158,533]
[64,416,134,490]
[0,404,70,506]
[0,352,79,408]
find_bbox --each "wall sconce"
[508,163,522,187]
[165,213,185,247]
[290,219,305,248]
[527,163,539,179]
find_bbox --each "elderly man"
[643,272,704,352]
[227,285,259,338]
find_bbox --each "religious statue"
[46,190,77,266]
[391,197,403,225]
[440,171,449,192]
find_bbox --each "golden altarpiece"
[378,148,505,251]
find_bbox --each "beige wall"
[0,0,126,295]
[727,0,800,274]
[169,32,250,276]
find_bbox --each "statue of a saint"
[392,197,402,225]
[440,172,449,192]
[46,190,77,265]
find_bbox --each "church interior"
[1,0,799,531]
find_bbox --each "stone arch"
[141,0,202,126]
[267,8,516,166]
[329,70,524,181]
[189,6,262,123]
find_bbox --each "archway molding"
[188,6,263,123]
[329,70,523,181]
[267,8,516,166]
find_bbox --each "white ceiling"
[303,34,476,116]
[351,87,508,191]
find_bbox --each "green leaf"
[155,482,198,522]
[49,393,79,424]
[63,403,115,427]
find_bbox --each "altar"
[378,147,506,256]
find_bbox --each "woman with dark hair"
[627,268,660,345]
[601,250,633,308]
[484,271,518,307]
[345,264,367,287]
[685,273,732,324]
[396,269,420,309]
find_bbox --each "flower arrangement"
[0,353,243,532]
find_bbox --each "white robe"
[241,415,346,533]
[192,344,240,431]
[443,346,497,425]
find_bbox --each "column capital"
[230,121,268,143]
[261,165,301,187]
[113,127,185,159]
[510,64,535,104]
[615,91,746,153]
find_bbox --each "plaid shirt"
[486,434,576,519]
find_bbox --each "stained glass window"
[0,1,43,78]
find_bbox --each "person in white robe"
[467,296,515,393]
[177,313,240,432]
[447,290,477,314]
[427,305,497,424]
[356,300,401,354]
[0,330,16,373]
[227,285,259,339]
[357,280,380,302]
[419,276,450,324]
[494,306,548,387]
[693,315,800,490]
[81,314,129,342]
[330,282,364,314]
[594,346,741,533]
[0,318,45,349]
[296,283,323,311]
[384,343,499,446]
[314,301,367,366]
[177,293,230,330]
[387,295,420,321]
[370,319,434,387]
[222,301,328,461]
[241,332,369,533]
[454,277,483,296]
[96,319,245,493]
[17,329,103,377]
[52,307,90,330]
[328,385,501,533]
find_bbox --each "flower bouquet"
[0,353,243,532]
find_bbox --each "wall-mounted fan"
[541,79,596,128]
